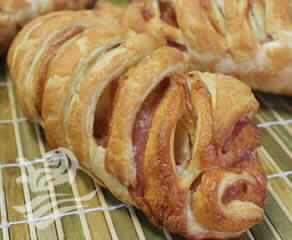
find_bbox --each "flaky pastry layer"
[98,0,292,95]
[0,0,97,54]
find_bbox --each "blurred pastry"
[99,0,292,95]
[0,0,96,54]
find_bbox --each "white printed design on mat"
[14,148,97,229]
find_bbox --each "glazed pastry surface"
[8,11,267,240]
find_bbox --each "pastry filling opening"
[220,116,260,167]
[190,172,203,193]
[167,40,187,51]
[221,180,248,205]
[159,1,178,27]
[222,117,250,154]
[174,118,192,173]
[37,26,85,113]
[92,43,122,145]
[132,78,170,195]
[86,0,99,9]
[93,79,119,146]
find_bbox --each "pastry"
[0,0,97,54]
[8,11,267,239]
[100,0,292,95]
[173,0,292,95]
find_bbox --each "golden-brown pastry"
[101,0,292,96]
[173,0,292,95]
[7,10,119,123]
[8,11,267,239]
[0,0,97,54]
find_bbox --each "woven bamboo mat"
[1,49,292,240]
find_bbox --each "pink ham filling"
[222,116,250,154]
[159,1,178,27]
[132,79,170,196]
[94,80,119,143]
[37,26,85,113]
[219,116,260,169]
[167,40,187,51]
[131,86,259,199]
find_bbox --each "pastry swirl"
[8,11,267,240]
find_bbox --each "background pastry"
[0,0,97,55]
[99,0,292,96]
[173,0,292,95]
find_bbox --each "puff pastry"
[8,11,267,239]
[101,0,292,95]
[0,0,97,54]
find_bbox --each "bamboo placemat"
[0,49,292,240]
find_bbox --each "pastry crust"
[66,34,166,202]
[106,46,189,187]
[141,71,266,238]
[99,0,292,95]
[42,19,129,148]
[0,0,97,55]
[174,0,292,95]
[8,11,267,240]
[8,11,108,123]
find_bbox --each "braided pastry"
[98,0,292,95]
[7,11,267,239]
[0,0,97,55]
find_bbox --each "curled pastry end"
[191,169,265,233]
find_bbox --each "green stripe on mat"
[264,191,292,240]
[103,190,139,240]
[255,117,292,172]
[75,170,113,240]
[250,219,280,240]
[0,123,30,239]
[135,209,167,240]
[40,130,85,240]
